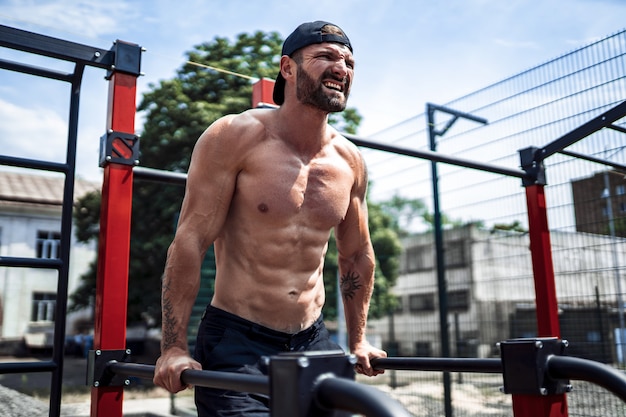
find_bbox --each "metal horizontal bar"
[0,256,63,269]
[0,24,114,69]
[107,362,270,395]
[0,154,69,173]
[314,376,412,417]
[344,133,528,179]
[372,357,503,373]
[540,100,626,161]
[428,103,489,126]
[0,360,58,374]
[558,149,626,173]
[133,166,187,186]
[548,355,626,403]
[0,57,74,82]
[608,123,626,134]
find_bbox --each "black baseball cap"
[273,21,353,105]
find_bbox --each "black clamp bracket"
[499,337,571,396]
[105,40,143,80]
[87,349,132,387]
[99,130,140,167]
[270,350,356,417]
[519,146,547,187]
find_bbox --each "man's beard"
[296,66,350,112]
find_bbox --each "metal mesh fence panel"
[365,29,626,416]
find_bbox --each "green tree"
[71,30,399,325]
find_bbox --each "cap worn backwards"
[273,21,352,105]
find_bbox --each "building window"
[405,245,434,272]
[36,230,61,259]
[409,293,435,312]
[616,184,625,196]
[414,341,432,357]
[31,292,56,322]
[447,289,470,311]
[445,240,466,268]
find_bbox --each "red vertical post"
[252,78,276,107]
[90,71,138,417]
[512,184,568,417]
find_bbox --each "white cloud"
[0,98,68,163]
[0,0,137,42]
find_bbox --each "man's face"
[295,43,354,112]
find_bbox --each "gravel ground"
[0,384,49,416]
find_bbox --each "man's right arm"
[153,115,244,393]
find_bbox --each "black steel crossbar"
[343,133,529,180]
[0,256,63,269]
[130,135,530,183]
[0,154,69,173]
[133,166,187,186]
[314,376,412,417]
[0,24,115,69]
[548,356,626,402]
[539,100,626,162]
[0,360,58,374]
[0,58,75,82]
[372,357,503,373]
[558,149,626,173]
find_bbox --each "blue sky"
[1,0,625,182]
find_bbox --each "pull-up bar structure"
[1,25,626,417]
[0,24,142,417]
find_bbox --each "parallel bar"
[343,133,528,179]
[0,24,114,69]
[548,356,626,402]
[372,357,503,373]
[107,362,270,395]
[315,377,412,417]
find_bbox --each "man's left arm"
[335,152,386,376]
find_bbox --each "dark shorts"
[193,305,343,417]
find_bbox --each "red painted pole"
[525,184,561,337]
[252,78,276,107]
[512,184,568,417]
[91,71,138,417]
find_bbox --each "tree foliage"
[71,30,398,324]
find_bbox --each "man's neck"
[276,103,331,153]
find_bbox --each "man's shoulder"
[328,126,361,160]
[216,109,271,131]
[202,109,274,145]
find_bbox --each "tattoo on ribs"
[161,283,178,350]
[340,271,362,300]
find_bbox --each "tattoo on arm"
[341,271,362,300]
[161,282,179,350]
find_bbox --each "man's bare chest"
[236,156,354,227]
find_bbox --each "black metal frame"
[102,351,412,417]
[0,24,141,417]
